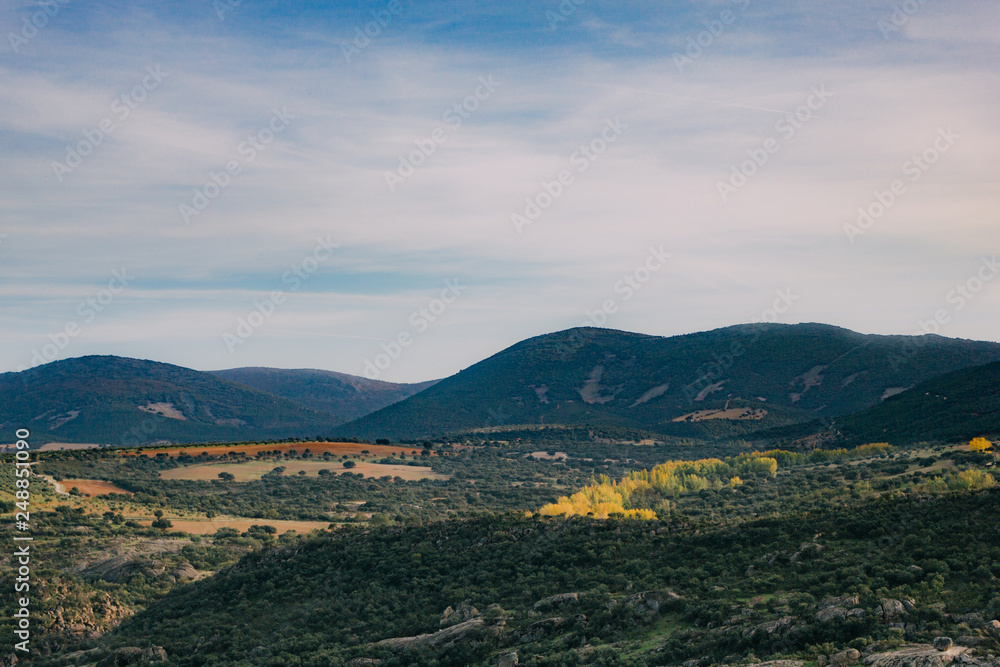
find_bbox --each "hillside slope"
[211,367,437,423]
[105,489,1000,666]
[836,359,1000,444]
[0,356,340,446]
[338,323,1000,440]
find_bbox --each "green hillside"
[338,324,1000,440]
[104,486,1000,666]
[211,367,438,424]
[0,356,340,446]
[836,360,1000,444]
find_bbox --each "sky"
[0,0,997,383]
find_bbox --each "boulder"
[831,649,862,666]
[497,651,518,667]
[346,659,383,667]
[933,638,953,652]
[172,562,200,582]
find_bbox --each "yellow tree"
[970,437,993,452]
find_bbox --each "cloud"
[0,0,997,380]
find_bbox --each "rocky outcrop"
[497,651,518,667]
[876,599,911,623]
[345,659,383,666]
[440,600,479,627]
[743,616,795,639]
[864,643,969,667]
[171,562,201,582]
[817,596,865,623]
[623,590,680,615]
[377,618,486,650]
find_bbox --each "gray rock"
[877,599,908,622]
[440,600,479,627]
[141,646,168,662]
[933,638,953,652]
[346,659,383,667]
[378,618,486,650]
[831,649,862,666]
[497,651,518,667]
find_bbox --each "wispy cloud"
[0,0,997,380]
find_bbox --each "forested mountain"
[0,356,339,446]
[210,367,438,423]
[836,360,1000,444]
[337,324,1000,441]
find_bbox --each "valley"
[2,324,999,666]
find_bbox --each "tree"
[343,460,356,469]
[970,437,993,452]
[218,472,236,482]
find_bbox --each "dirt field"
[146,518,332,535]
[673,408,767,422]
[159,459,448,482]
[127,441,431,459]
[59,479,133,496]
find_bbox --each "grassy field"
[60,479,133,495]
[158,459,450,482]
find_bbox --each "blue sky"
[1,0,998,382]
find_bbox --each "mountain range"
[3,323,999,447]
[338,323,1000,441]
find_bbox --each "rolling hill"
[834,359,1000,444]
[336,323,1000,441]
[0,356,341,447]
[210,367,437,424]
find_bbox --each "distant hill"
[210,367,437,424]
[834,360,1000,444]
[337,324,1000,441]
[0,356,340,447]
